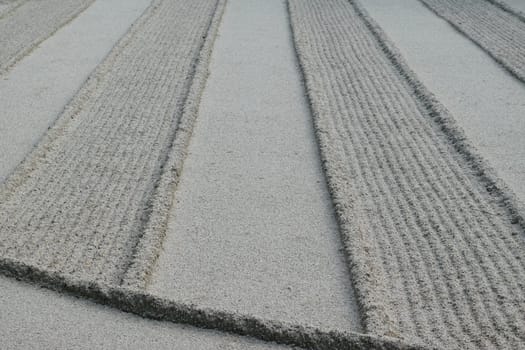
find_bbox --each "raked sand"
[0,276,291,350]
[148,0,362,332]
[289,0,525,347]
[359,0,525,211]
[1,0,525,349]
[0,0,152,183]
[418,0,525,83]
[0,0,95,73]
[0,0,223,284]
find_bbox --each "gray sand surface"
[0,0,25,18]
[503,0,525,12]
[0,0,222,284]
[148,0,361,333]
[0,276,289,350]
[2,0,525,349]
[418,0,525,83]
[359,0,525,212]
[0,0,95,73]
[289,0,525,348]
[0,0,152,183]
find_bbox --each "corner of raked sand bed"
[0,255,437,350]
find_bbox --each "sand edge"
[0,256,435,350]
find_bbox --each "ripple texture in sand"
[419,0,525,83]
[0,0,221,285]
[288,0,525,348]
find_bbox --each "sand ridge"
[488,0,525,18]
[359,0,525,226]
[0,275,293,350]
[288,0,525,348]
[0,0,96,74]
[0,0,153,184]
[0,0,224,285]
[0,255,433,350]
[0,0,524,348]
[419,0,525,84]
[502,0,525,13]
[147,0,362,332]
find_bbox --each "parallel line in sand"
[288,0,525,349]
[0,0,224,285]
[147,0,361,332]
[121,0,226,289]
[0,256,435,350]
[0,0,95,74]
[358,0,525,220]
[418,0,525,84]
[486,0,525,22]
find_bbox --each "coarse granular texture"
[0,0,95,74]
[0,256,435,350]
[0,0,223,286]
[0,0,26,18]
[287,0,525,349]
[418,0,525,84]
[486,0,525,20]
[122,0,227,290]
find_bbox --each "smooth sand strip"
[418,0,525,83]
[0,0,95,73]
[359,0,525,235]
[0,276,290,350]
[0,0,222,284]
[0,0,152,184]
[289,0,525,348]
[148,0,361,332]
[0,258,429,350]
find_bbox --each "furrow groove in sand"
[287,0,525,349]
[147,0,361,332]
[0,0,95,74]
[0,0,153,191]
[359,0,525,211]
[0,0,223,285]
[418,0,525,84]
[0,256,434,350]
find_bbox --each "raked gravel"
[2,0,525,349]
[503,0,525,13]
[359,0,525,231]
[148,0,361,332]
[419,0,525,84]
[0,0,152,184]
[288,0,525,348]
[0,0,95,74]
[0,0,223,285]
[0,275,292,350]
